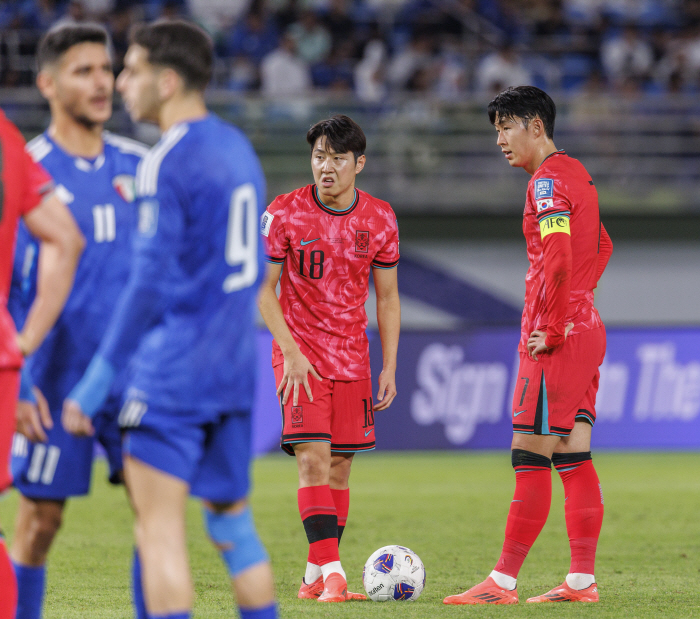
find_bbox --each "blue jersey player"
[7,24,146,619]
[63,21,277,619]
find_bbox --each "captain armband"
[539,213,570,239]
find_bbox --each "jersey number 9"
[223,183,258,293]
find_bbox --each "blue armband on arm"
[19,365,36,403]
[67,355,116,418]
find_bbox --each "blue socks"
[13,562,45,619]
[132,547,147,619]
[149,614,190,619]
[239,604,278,619]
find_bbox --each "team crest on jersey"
[535,178,554,199]
[113,174,136,203]
[537,198,554,212]
[138,199,159,237]
[355,230,370,253]
[261,211,274,237]
[291,406,303,428]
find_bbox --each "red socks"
[306,488,349,566]
[0,537,17,619]
[494,450,552,578]
[298,485,339,566]
[553,452,604,575]
[331,488,349,543]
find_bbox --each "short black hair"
[130,19,213,92]
[37,23,110,71]
[306,115,366,161]
[488,86,556,139]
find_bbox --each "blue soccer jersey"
[9,131,146,498]
[11,131,146,410]
[94,114,266,417]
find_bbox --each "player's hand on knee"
[61,399,95,437]
[16,388,53,443]
[374,369,397,411]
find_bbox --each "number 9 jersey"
[123,115,266,414]
[262,184,399,381]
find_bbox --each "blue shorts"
[120,400,252,504]
[11,395,123,500]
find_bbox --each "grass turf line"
[1,452,699,618]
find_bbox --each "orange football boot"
[443,577,518,605]
[527,581,599,603]
[300,575,367,601]
[298,576,324,599]
[318,573,348,603]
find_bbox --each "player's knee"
[24,506,63,552]
[511,449,552,470]
[295,450,329,485]
[204,506,268,578]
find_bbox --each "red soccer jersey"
[0,111,54,369]
[263,184,400,380]
[521,150,612,352]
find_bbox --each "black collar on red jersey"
[537,149,566,169]
[312,184,359,216]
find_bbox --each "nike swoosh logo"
[300,237,320,246]
[514,410,526,417]
[365,429,374,437]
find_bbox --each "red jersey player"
[258,115,400,602]
[0,109,83,618]
[444,86,612,606]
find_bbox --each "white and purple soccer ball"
[362,545,426,602]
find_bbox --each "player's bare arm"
[373,266,400,411]
[257,261,321,406]
[18,193,84,357]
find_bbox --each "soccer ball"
[362,545,426,602]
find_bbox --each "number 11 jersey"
[263,184,399,381]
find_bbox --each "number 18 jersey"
[263,184,399,381]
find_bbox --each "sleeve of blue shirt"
[68,166,185,417]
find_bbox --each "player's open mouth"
[321,177,334,186]
[503,151,513,159]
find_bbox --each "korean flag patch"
[260,211,274,237]
[537,198,554,212]
[535,178,554,200]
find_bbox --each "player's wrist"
[19,366,37,403]
[68,354,116,418]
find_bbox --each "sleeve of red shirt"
[534,176,573,350]
[21,149,54,215]
[595,223,613,283]
[542,231,572,348]
[262,199,287,264]
[371,210,400,269]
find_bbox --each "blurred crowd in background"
[2,0,700,99]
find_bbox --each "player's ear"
[157,67,180,101]
[355,154,366,175]
[36,69,55,100]
[531,117,544,138]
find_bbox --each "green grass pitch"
[1,451,699,618]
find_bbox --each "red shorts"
[512,326,606,437]
[274,365,375,456]
[0,369,19,493]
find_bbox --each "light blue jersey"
[10,131,146,498]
